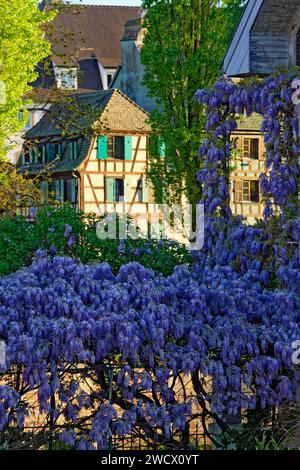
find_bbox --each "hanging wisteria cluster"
[194,74,300,285]
[195,73,300,219]
[0,252,299,449]
[0,74,299,450]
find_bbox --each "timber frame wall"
[230,130,266,224]
[77,131,158,233]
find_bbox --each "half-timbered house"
[231,113,266,224]
[222,0,300,222]
[17,89,159,229]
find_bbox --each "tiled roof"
[236,112,263,131]
[31,57,103,95]
[50,5,142,68]
[19,89,150,174]
[25,89,150,140]
[18,136,92,175]
[25,90,114,139]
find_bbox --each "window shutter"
[55,180,60,201]
[69,142,73,160]
[74,141,78,159]
[158,138,166,158]
[34,147,39,164]
[42,146,46,163]
[233,137,242,154]
[40,181,49,204]
[29,148,34,164]
[71,179,77,203]
[124,136,132,160]
[57,143,62,160]
[124,177,132,202]
[48,143,55,161]
[60,179,65,202]
[234,179,243,203]
[105,177,115,202]
[142,177,149,203]
[97,136,107,160]
[243,138,250,159]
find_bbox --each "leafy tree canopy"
[141,0,245,205]
[0,0,54,160]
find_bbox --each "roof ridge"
[74,90,113,98]
[68,5,141,8]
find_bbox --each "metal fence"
[112,424,211,451]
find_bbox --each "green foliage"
[215,409,282,450]
[0,159,49,215]
[0,205,192,277]
[254,434,281,451]
[0,216,36,275]
[0,0,54,159]
[141,0,244,205]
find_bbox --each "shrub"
[0,205,192,276]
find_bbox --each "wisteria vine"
[0,253,299,449]
[194,74,300,284]
[0,74,299,450]
[195,73,300,220]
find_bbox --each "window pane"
[115,137,125,160]
[250,181,259,203]
[107,74,113,87]
[65,180,72,202]
[107,136,113,159]
[243,181,250,201]
[47,143,55,162]
[243,139,250,158]
[115,178,124,202]
[250,139,259,159]
[137,179,143,202]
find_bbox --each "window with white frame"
[56,68,78,90]
[103,69,115,89]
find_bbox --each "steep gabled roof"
[19,88,150,175]
[18,136,92,175]
[222,0,264,76]
[25,90,114,139]
[50,5,142,68]
[25,89,150,141]
[222,0,300,76]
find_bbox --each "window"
[115,179,124,202]
[24,113,32,130]
[47,143,55,162]
[234,180,260,203]
[104,69,115,89]
[55,178,78,204]
[64,179,78,203]
[23,148,30,165]
[34,146,44,164]
[56,143,62,160]
[107,136,125,160]
[243,138,259,160]
[107,74,113,87]
[56,68,77,90]
[69,140,78,160]
[105,177,124,202]
[137,179,143,203]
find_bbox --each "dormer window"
[103,69,115,89]
[55,67,78,90]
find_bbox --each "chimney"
[121,19,142,43]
